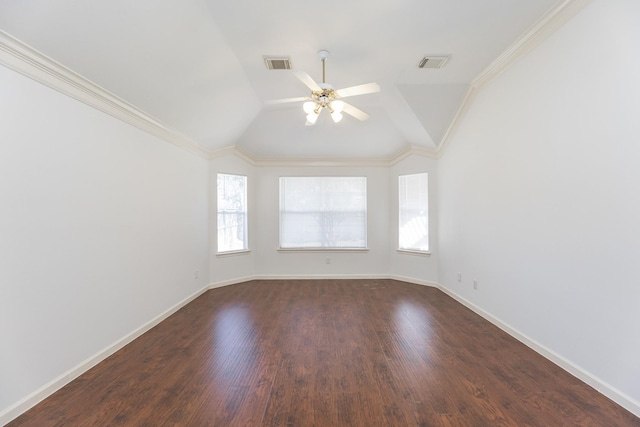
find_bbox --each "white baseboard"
[437,284,640,418]
[251,273,389,280]
[389,275,439,288]
[216,273,437,286]
[1,274,432,424]
[0,284,210,426]
[10,277,630,425]
[209,275,256,289]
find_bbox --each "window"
[399,173,429,252]
[217,173,247,253]
[280,177,367,249]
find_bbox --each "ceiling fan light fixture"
[266,49,379,126]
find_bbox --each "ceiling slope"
[0,0,565,159]
[0,0,261,149]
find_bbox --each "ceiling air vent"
[264,56,292,70]
[417,56,449,69]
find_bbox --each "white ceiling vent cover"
[418,56,449,69]
[264,56,292,70]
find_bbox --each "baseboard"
[437,284,640,418]
[0,284,210,426]
[2,273,433,424]
[252,273,390,280]
[388,275,439,288]
[216,273,438,286]
[209,275,256,289]
[16,276,620,425]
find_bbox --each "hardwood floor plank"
[8,280,640,426]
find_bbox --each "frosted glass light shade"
[331,100,344,113]
[331,111,343,123]
[303,101,316,114]
[306,112,319,124]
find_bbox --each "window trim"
[216,173,248,254]
[277,247,369,253]
[216,249,251,258]
[397,248,431,256]
[398,172,429,253]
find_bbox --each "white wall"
[209,155,438,283]
[253,165,391,277]
[389,155,439,284]
[0,66,210,418]
[438,0,640,412]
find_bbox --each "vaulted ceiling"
[0,0,558,159]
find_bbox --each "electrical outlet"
[473,280,478,290]
[195,270,199,279]
[457,272,462,282]
[326,258,331,264]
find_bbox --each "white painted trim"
[389,275,439,288]
[435,85,478,157]
[208,276,256,289]
[210,145,256,164]
[216,249,251,258]
[0,30,210,160]
[0,1,592,165]
[388,145,439,164]
[209,144,438,167]
[219,274,437,287]
[472,0,594,90]
[437,283,640,418]
[277,248,369,253]
[10,275,633,424]
[397,249,432,257]
[251,274,390,281]
[0,284,210,426]
[0,29,441,167]
[436,0,594,156]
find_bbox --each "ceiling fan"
[266,50,380,126]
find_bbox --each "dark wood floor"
[9,279,640,426]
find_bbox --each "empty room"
[1,0,639,425]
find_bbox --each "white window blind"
[217,173,247,253]
[399,173,429,252]
[280,177,367,249]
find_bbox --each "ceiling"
[0,0,558,159]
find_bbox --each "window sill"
[278,248,369,253]
[216,249,251,258]
[397,249,431,257]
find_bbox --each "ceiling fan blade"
[264,96,308,105]
[293,70,322,92]
[342,102,370,121]
[336,82,380,98]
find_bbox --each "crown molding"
[434,84,479,158]
[209,144,438,167]
[0,30,211,159]
[436,0,593,157]
[388,145,439,164]
[2,0,590,165]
